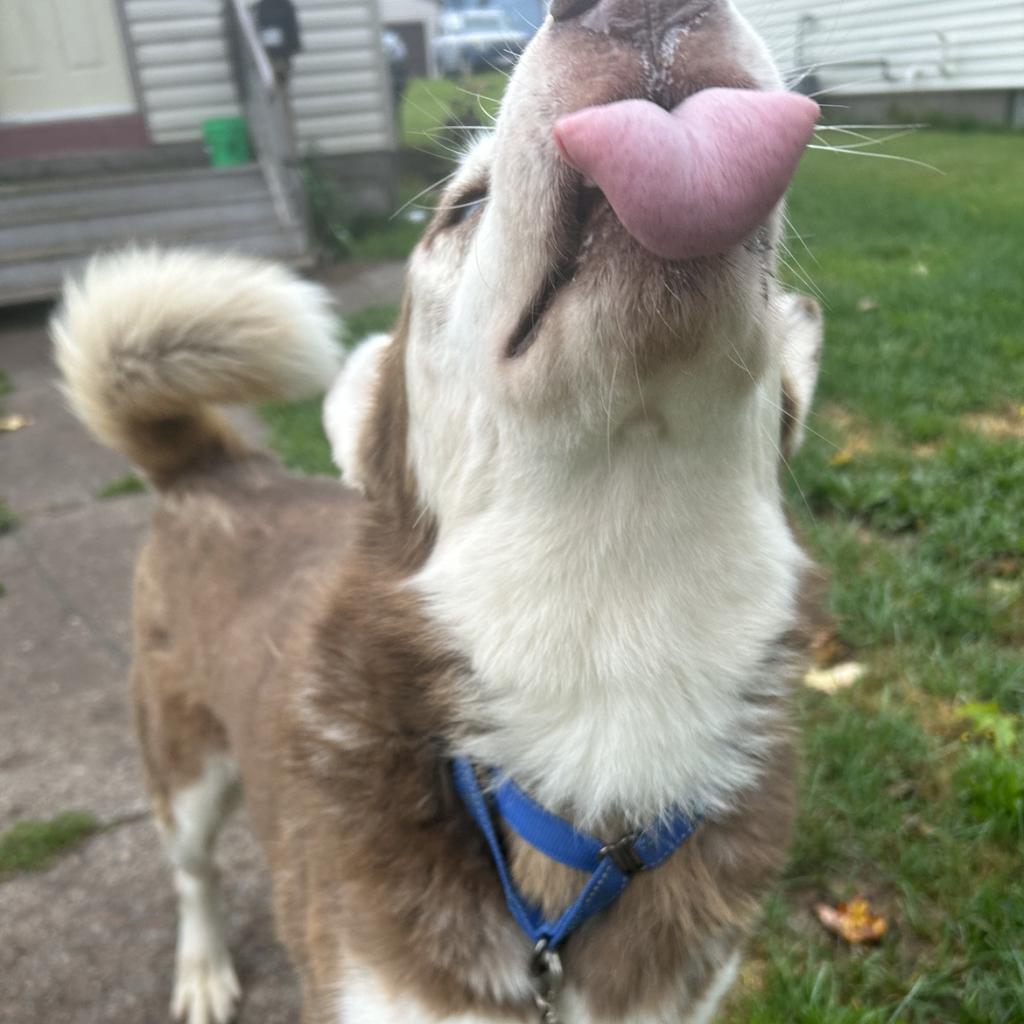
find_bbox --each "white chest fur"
[412,371,805,827]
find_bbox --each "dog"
[53,1,825,1021]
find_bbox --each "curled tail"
[52,248,340,488]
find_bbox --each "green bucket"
[202,116,252,167]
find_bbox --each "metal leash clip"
[529,939,563,1024]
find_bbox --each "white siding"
[124,0,394,154]
[378,0,438,24]
[734,0,1024,94]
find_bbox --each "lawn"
[730,129,1024,1024]
[271,107,1024,1021]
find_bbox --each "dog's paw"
[171,956,241,1024]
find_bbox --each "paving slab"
[1,316,135,519]
[0,815,298,1024]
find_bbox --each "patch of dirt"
[962,405,1024,441]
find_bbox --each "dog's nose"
[551,0,716,39]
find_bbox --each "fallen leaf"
[857,297,879,313]
[815,898,887,944]
[805,661,866,694]
[829,434,874,467]
[810,624,850,668]
[0,414,31,432]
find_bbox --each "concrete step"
[0,165,267,227]
[0,197,279,263]
[0,165,311,306]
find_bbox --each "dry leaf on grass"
[810,625,850,669]
[805,661,866,694]
[815,898,887,944]
[857,297,879,313]
[0,414,32,433]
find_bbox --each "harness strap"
[451,757,699,954]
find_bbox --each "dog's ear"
[323,333,393,491]
[778,293,824,459]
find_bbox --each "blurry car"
[382,30,410,111]
[435,10,528,77]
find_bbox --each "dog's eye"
[443,189,488,229]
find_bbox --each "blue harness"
[451,757,699,1022]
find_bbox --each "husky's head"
[331,0,822,513]
[327,0,826,822]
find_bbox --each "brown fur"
[122,295,805,1021]
[56,5,819,1019]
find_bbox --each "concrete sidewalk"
[0,261,406,1024]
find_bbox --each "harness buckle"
[599,832,644,876]
[530,940,563,1023]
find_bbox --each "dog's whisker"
[777,244,826,305]
[817,122,925,132]
[781,214,820,270]
[727,342,818,522]
[405,141,458,166]
[807,143,944,173]
[416,125,496,134]
[806,72,916,99]
[389,171,459,222]
[455,86,506,109]
[812,127,921,152]
[756,385,841,452]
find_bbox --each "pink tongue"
[554,89,819,261]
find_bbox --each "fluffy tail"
[52,248,340,488]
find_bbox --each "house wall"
[379,0,438,28]
[734,0,1024,96]
[122,0,394,154]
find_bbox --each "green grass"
[0,811,101,879]
[262,305,399,476]
[400,74,506,156]
[720,130,1024,1023]
[97,473,146,499]
[276,127,1024,1021]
